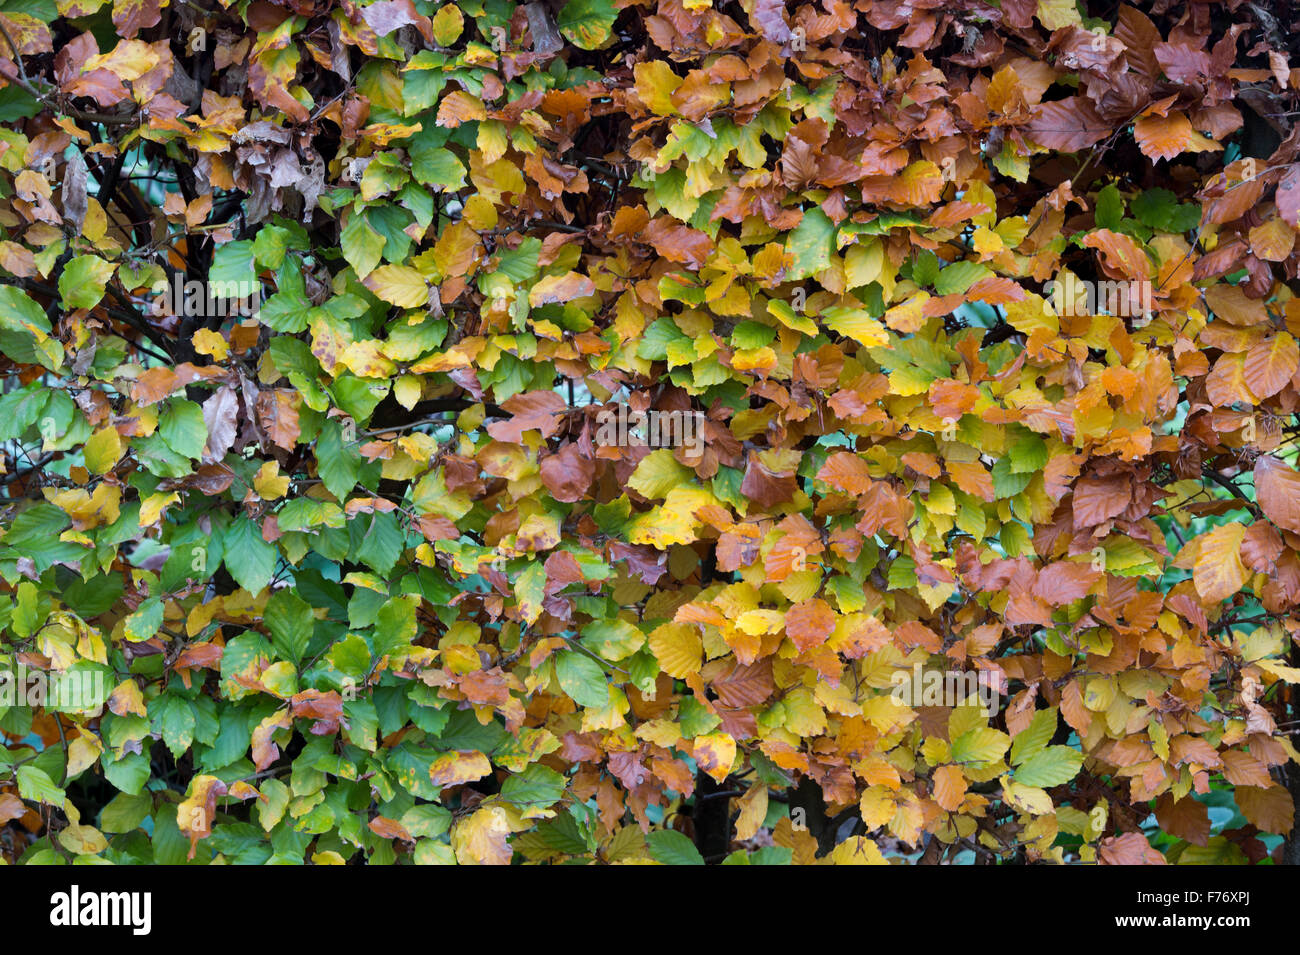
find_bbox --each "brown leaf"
[784,597,835,652]
[256,389,302,451]
[1255,455,1300,534]
[1154,793,1210,846]
[484,390,567,444]
[641,217,714,270]
[1033,562,1102,605]
[1098,831,1167,865]
[1071,474,1130,528]
[816,451,873,495]
[131,366,181,406]
[360,0,434,44]
[369,816,414,842]
[0,792,25,825]
[1220,749,1272,787]
[1026,97,1111,152]
[1235,784,1294,835]
[539,442,594,503]
[1244,334,1299,399]
[202,385,239,464]
[751,0,791,43]
[740,452,797,509]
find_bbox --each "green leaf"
[991,455,1033,498]
[355,511,404,575]
[910,249,940,287]
[17,765,65,805]
[410,141,466,192]
[731,321,777,350]
[1095,182,1124,231]
[555,650,609,708]
[257,287,314,333]
[785,208,834,279]
[202,711,253,771]
[100,791,152,833]
[0,382,50,442]
[209,240,257,295]
[950,727,1009,765]
[253,225,293,269]
[223,516,277,595]
[124,595,164,643]
[1010,707,1058,765]
[58,255,116,310]
[1131,187,1199,233]
[265,589,314,665]
[0,83,39,123]
[935,260,992,296]
[580,618,645,661]
[646,828,705,865]
[327,633,372,681]
[160,695,196,759]
[316,420,361,500]
[159,399,207,460]
[331,374,388,425]
[400,803,452,838]
[1013,745,1083,787]
[557,0,617,49]
[102,750,150,795]
[500,763,566,811]
[0,284,52,337]
[341,211,385,279]
[373,596,417,657]
[1008,428,1048,475]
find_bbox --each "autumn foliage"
[4,0,1300,866]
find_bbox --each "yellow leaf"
[140,490,181,527]
[452,805,513,865]
[1256,658,1300,683]
[109,678,147,717]
[860,786,898,829]
[828,835,889,865]
[193,327,229,361]
[733,784,769,841]
[431,3,464,44]
[394,374,423,410]
[882,292,929,333]
[83,426,122,475]
[1036,0,1081,30]
[59,823,108,855]
[429,750,492,788]
[822,307,889,347]
[253,461,291,500]
[627,448,692,501]
[647,622,702,678]
[65,733,103,778]
[362,264,430,308]
[1192,522,1248,603]
[634,60,681,116]
[1002,774,1055,814]
[692,732,736,783]
[626,485,715,547]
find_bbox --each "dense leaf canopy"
[1,0,1300,865]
